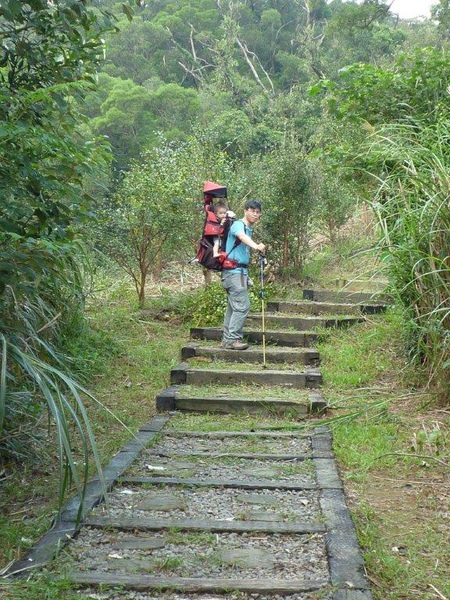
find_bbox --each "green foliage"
[0,259,127,511]
[313,170,355,242]
[255,138,320,278]
[315,47,450,126]
[161,277,266,328]
[94,132,233,305]
[0,0,123,502]
[178,283,228,327]
[322,2,402,73]
[307,44,450,405]
[0,0,117,90]
[90,77,202,171]
[84,0,439,171]
[90,75,158,170]
[364,121,450,401]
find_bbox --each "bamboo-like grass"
[365,120,450,402]
[0,264,128,518]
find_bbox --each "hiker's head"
[214,201,228,220]
[244,199,262,222]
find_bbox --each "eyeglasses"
[247,208,261,215]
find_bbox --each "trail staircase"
[5,287,389,600]
[157,288,387,418]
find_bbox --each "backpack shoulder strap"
[227,219,247,256]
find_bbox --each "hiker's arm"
[236,230,265,253]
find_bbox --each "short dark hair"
[213,201,227,212]
[245,199,262,211]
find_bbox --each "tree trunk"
[203,267,212,286]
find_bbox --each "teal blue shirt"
[225,220,253,272]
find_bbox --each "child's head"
[214,201,228,220]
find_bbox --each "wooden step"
[247,313,365,331]
[69,572,329,594]
[303,288,389,304]
[190,327,319,347]
[267,300,387,316]
[181,342,320,365]
[170,362,322,388]
[84,515,326,534]
[156,386,327,415]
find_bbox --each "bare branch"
[166,25,213,85]
[239,38,275,95]
[235,36,274,95]
[177,61,204,84]
[189,24,198,63]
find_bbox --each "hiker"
[221,199,265,350]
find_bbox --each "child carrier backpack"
[194,181,241,271]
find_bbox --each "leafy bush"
[0,0,120,506]
[145,275,273,328]
[177,283,228,327]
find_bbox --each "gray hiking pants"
[221,270,250,343]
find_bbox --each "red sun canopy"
[203,180,227,198]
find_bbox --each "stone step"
[303,288,389,304]
[170,362,322,388]
[267,299,387,316]
[156,386,327,416]
[181,342,320,365]
[190,327,319,347]
[247,313,365,331]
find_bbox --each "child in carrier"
[211,204,236,258]
[193,181,237,271]
[208,201,227,257]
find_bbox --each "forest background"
[1,0,450,595]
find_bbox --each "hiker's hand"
[256,243,265,253]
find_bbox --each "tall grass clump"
[365,120,450,402]
[0,241,115,516]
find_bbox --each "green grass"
[177,383,311,401]
[317,308,405,389]
[166,411,309,432]
[185,358,306,371]
[315,301,450,599]
[0,576,81,600]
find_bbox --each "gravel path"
[6,292,378,600]
[90,485,321,522]
[67,529,328,581]
[147,434,311,456]
[127,454,315,483]
[58,425,330,598]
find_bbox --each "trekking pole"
[258,253,268,369]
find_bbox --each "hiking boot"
[224,340,249,350]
